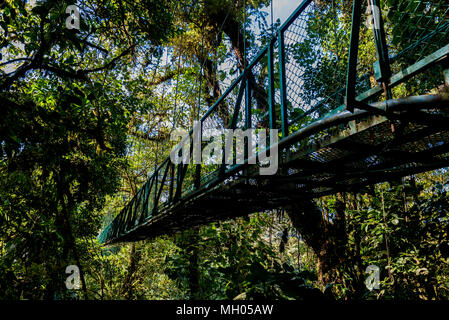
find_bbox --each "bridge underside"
[113,98,449,243]
[100,0,449,245]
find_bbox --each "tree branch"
[0,58,32,68]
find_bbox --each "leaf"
[31,5,46,16]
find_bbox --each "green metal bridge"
[99,0,449,245]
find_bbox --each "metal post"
[194,121,202,189]
[176,139,191,199]
[369,0,392,99]
[168,163,174,202]
[140,180,151,223]
[146,176,155,218]
[245,74,252,130]
[130,191,139,227]
[278,29,289,137]
[124,205,131,232]
[120,207,129,235]
[229,75,246,129]
[245,76,252,165]
[152,169,159,214]
[154,163,169,214]
[174,163,182,201]
[268,38,276,130]
[345,0,363,112]
[130,190,140,227]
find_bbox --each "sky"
[268,0,303,25]
[1,0,304,74]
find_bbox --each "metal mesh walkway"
[99,0,449,245]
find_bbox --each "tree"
[0,0,175,299]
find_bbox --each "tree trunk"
[56,179,88,299]
[123,243,142,299]
[203,7,269,126]
[286,196,364,297]
[176,229,201,299]
[286,198,340,285]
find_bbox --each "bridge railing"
[99,0,449,244]
[346,0,449,111]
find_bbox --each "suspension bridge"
[99,0,449,245]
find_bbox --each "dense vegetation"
[1,0,449,300]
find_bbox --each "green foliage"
[163,214,322,300]
[1,0,449,302]
[321,171,449,300]
[0,0,175,299]
[359,177,449,300]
